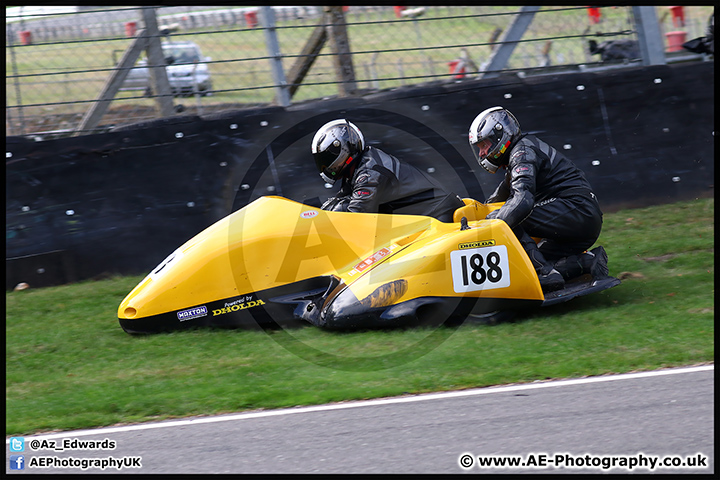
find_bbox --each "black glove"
[485,209,500,220]
[321,196,350,211]
[321,197,339,210]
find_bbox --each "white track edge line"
[7,364,713,442]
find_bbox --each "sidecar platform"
[465,274,621,326]
[541,275,621,307]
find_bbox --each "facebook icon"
[10,455,25,470]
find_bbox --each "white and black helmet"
[468,106,521,173]
[311,119,365,185]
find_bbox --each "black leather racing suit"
[485,134,603,262]
[322,146,463,222]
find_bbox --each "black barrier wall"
[6,61,714,289]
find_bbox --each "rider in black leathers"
[468,106,608,292]
[312,119,464,222]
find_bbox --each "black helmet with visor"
[468,106,521,173]
[311,119,365,185]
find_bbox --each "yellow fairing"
[118,196,543,330]
[336,216,543,308]
[453,198,504,222]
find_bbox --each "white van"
[120,41,213,97]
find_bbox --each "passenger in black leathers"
[468,106,608,292]
[312,119,464,222]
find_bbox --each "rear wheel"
[465,310,518,326]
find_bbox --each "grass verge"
[5,197,714,436]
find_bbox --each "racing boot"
[517,229,565,293]
[537,266,565,293]
[554,246,609,281]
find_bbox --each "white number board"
[450,245,510,293]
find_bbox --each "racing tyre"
[465,310,518,326]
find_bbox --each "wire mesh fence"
[5,5,714,139]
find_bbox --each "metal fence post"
[7,24,26,136]
[75,32,148,135]
[325,6,357,96]
[142,7,175,116]
[479,6,540,79]
[260,6,291,107]
[632,6,667,66]
[285,22,327,99]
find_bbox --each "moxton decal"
[458,239,496,249]
[177,306,208,322]
[300,210,318,219]
[450,245,510,293]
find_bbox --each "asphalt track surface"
[6,365,713,474]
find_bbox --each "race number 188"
[450,245,510,293]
